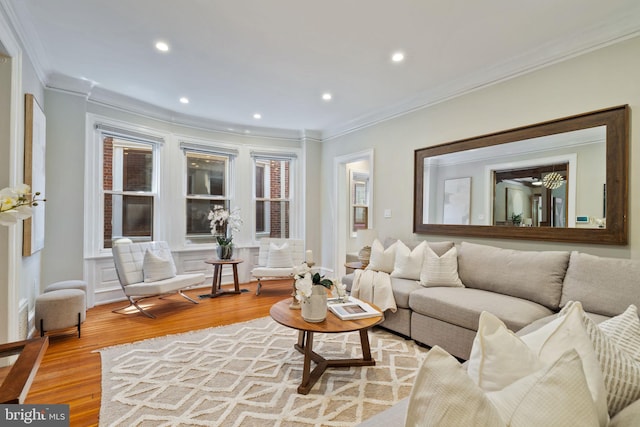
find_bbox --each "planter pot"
[217,244,233,260]
[301,285,328,323]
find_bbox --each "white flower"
[334,282,347,298]
[0,184,43,226]
[295,273,314,302]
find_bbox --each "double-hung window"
[101,131,159,249]
[182,142,236,242]
[253,152,295,239]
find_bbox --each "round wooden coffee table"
[270,298,384,394]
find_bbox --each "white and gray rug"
[97,317,428,426]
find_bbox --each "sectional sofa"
[342,239,640,425]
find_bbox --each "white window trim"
[84,114,168,258]
[179,137,238,246]
[250,147,301,242]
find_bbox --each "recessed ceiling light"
[155,41,169,52]
[391,51,405,63]
[322,92,332,101]
[253,113,262,119]
[179,97,189,104]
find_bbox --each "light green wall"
[321,36,640,271]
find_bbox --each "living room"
[2,1,640,425]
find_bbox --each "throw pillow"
[467,307,609,427]
[390,240,425,280]
[599,304,640,362]
[142,249,176,283]
[560,301,640,416]
[266,242,294,268]
[405,346,505,427]
[419,245,463,288]
[486,349,600,427]
[406,345,599,427]
[365,239,397,273]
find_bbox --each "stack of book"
[327,296,383,320]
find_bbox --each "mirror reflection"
[413,105,628,245]
[423,126,606,228]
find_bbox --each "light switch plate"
[384,209,392,218]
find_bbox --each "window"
[185,152,230,240]
[102,137,156,248]
[254,156,292,238]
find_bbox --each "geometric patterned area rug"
[97,317,429,426]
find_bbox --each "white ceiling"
[4,0,640,138]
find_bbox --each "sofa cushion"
[458,242,569,310]
[561,251,640,317]
[409,287,553,332]
[389,277,421,308]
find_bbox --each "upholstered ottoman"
[45,280,88,308]
[35,289,86,338]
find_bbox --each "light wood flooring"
[24,279,294,426]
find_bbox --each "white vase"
[301,285,328,322]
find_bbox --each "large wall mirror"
[414,105,629,244]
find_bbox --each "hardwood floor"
[24,280,294,427]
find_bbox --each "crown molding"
[321,13,640,141]
[0,0,49,85]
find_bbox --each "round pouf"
[35,289,86,338]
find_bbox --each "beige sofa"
[343,240,640,425]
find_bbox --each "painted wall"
[321,36,640,276]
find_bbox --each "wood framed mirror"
[414,105,629,244]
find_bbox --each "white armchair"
[251,238,307,295]
[112,240,205,318]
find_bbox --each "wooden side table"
[199,258,245,298]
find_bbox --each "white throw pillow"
[419,245,463,288]
[405,345,599,427]
[266,242,294,268]
[391,241,425,280]
[405,346,505,427]
[365,239,397,273]
[599,304,640,362]
[143,249,176,283]
[467,306,609,427]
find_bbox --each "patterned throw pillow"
[419,245,464,288]
[561,301,640,416]
[598,304,640,362]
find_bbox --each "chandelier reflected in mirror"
[542,171,565,189]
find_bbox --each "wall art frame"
[23,93,46,256]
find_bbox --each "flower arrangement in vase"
[295,265,334,322]
[208,206,242,259]
[0,184,45,226]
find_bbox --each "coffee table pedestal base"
[294,329,375,395]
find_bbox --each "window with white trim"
[253,153,295,238]
[102,136,157,248]
[182,143,236,242]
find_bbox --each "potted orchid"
[0,184,44,226]
[208,206,242,259]
[295,265,334,322]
